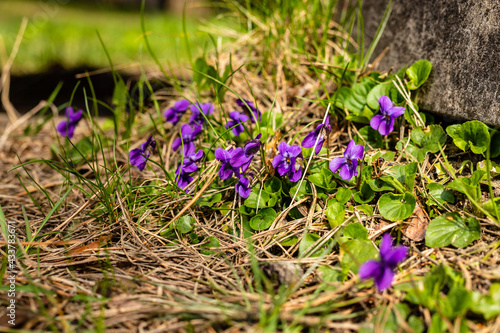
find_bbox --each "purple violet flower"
[244,133,262,156]
[272,142,303,182]
[236,99,261,123]
[359,234,408,291]
[235,175,251,198]
[56,107,83,139]
[129,135,156,171]
[329,140,364,181]
[189,102,214,126]
[226,111,249,136]
[301,116,332,155]
[164,99,190,125]
[172,124,202,156]
[215,147,253,180]
[370,96,405,135]
[175,150,204,191]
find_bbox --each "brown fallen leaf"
[67,235,112,256]
[401,204,429,241]
[265,131,282,177]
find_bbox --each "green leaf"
[244,191,270,209]
[344,222,368,240]
[308,168,337,191]
[353,182,375,204]
[340,239,377,274]
[447,177,480,202]
[200,236,220,255]
[446,120,490,155]
[339,78,377,114]
[378,192,416,221]
[490,130,500,158]
[407,125,447,162]
[471,283,500,320]
[290,181,311,200]
[345,106,375,124]
[335,187,352,204]
[426,183,455,206]
[366,177,395,192]
[264,177,282,194]
[196,192,222,207]
[280,236,298,247]
[390,162,418,190]
[406,60,432,90]
[299,233,333,257]
[425,212,481,248]
[367,83,392,110]
[354,126,383,149]
[325,200,346,228]
[249,208,277,231]
[174,216,194,234]
[355,204,373,216]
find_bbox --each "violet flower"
[129,135,156,171]
[215,147,252,180]
[56,107,83,139]
[226,111,249,136]
[236,99,261,123]
[235,175,251,198]
[301,116,332,155]
[244,133,262,156]
[370,96,405,135]
[272,142,303,182]
[189,102,214,126]
[172,124,202,156]
[175,150,204,191]
[359,234,408,291]
[164,99,190,125]
[329,140,364,181]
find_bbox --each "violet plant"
[301,116,331,155]
[164,99,190,125]
[189,102,214,127]
[56,107,83,139]
[370,96,405,135]
[129,135,156,171]
[236,98,261,123]
[272,142,303,182]
[329,140,364,181]
[172,124,202,157]
[226,111,249,136]
[359,234,408,291]
[175,150,204,191]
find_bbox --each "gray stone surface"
[363,0,500,126]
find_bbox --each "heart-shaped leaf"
[378,192,416,221]
[406,60,432,90]
[446,120,490,155]
[425,212,481,248]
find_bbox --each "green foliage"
[299,233,334,258]
[173,216,194,234]
[353,182,375,204]
[471,283,500,319]
[308,167,337,192]
[425,212,481,248]
[354,126,383,149]
[200,236,220,255]
[340,224,377,275]
[249,208,277,231]
[407,264,471,320]
[426,183,455,206]
[403,125,447,162]
[196,192,223,207]
[446,120,490,155]
[325,200,346,229]
[378,192,416,221]
[406,60,432,90]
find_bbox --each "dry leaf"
[68,235,112,256]
[401,204,429,241]
[265,131,282,177]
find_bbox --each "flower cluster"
[129,135,156,171]
[189,102,214,127]
[272,142,303,182]
[172,124,202,157]
[56,107,83,139]
[359,234,408,291]
[175,150,204,190]
[164,99,190,125]
[226,111,249,136]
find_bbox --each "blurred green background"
[0,0,219,75]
